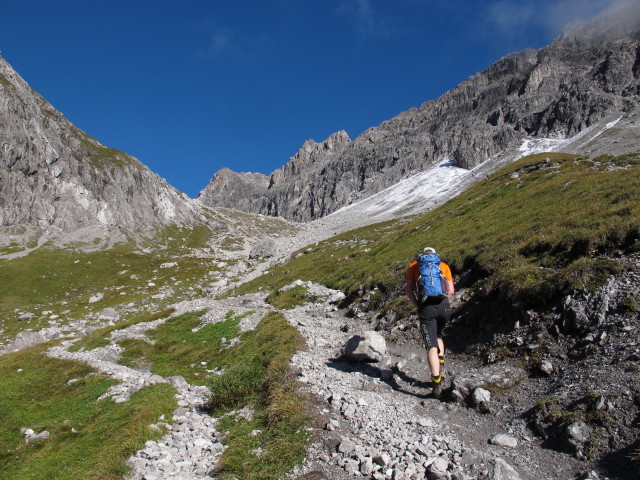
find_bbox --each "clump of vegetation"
[535,396,579,426]
[0,345,176,479]
[620,296,638,313]
[208,311,309,480]
[75,134,141,171]
[265,285,315,309]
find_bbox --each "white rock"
[338,437,357,454]
[360,456,374,475]
[418,416,435,427]
[471,387,491,405]
[490,434,518,449]
[427,457,449,479]
[9,331,46,351]
[492,457,522,480]
[342,330,387,362]
[538,360,554,376]
[98,308,119,321]
[89,292,104,303]
[373,453,391,466]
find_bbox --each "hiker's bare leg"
[427,346,440,377]
[437,338,445,358]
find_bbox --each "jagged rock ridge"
[0,57,207,237]
[199,4,640,222]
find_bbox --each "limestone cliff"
[0,57,206,236]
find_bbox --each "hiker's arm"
[404,279,419,310]
[445,279,455,298]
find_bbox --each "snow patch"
[328,116,624,223]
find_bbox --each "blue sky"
[0,0,620,197]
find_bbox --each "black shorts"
[418,297,450,352]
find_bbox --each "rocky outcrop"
[199,5,640,222]
[196,167,269,212]
[0,57,207,236]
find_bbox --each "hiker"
[404,247,454,398]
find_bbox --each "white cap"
[423,247,436,254]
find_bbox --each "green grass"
[69,307,176,353]
[233,152,640,312]
[0,225,219,342]
[0,244,25,255]
[208,311,309,480]
[117,309,310,479]
[265,285,316,309]
[0,345,176,480]
[117,310,250,384]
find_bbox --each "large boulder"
[249,238,277,259]
[342,331,386,362]
[9,331,46,351]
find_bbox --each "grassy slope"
[116,310,309,480]
[207,311,308,480]
[0,225,216,341]
[0,345,176,480]
[234,152,640,314]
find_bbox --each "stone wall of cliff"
[0,57,205,234]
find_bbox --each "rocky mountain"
[196,168,269,213]
[0,57,207,243]
[199,2,640,222]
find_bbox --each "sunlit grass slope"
[0,225,216,341]
[208,311,309,480]
[0,345,176,480]
[235,152,640,311]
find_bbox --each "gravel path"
[280,287,590,480]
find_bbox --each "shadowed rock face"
[196,168,269,213]
[0,58,205,234]
[199,7,640,222]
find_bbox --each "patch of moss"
[620,296,638,313]
[0,72,14,89]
